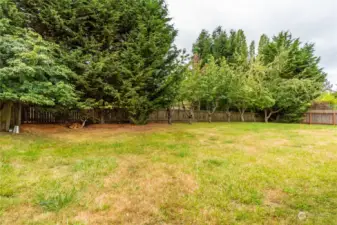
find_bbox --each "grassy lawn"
[0,123,336,224]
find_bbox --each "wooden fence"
[7,106,337,127]
[21,107,263,124]
[148,110,263,122]
[304,110,337,125]
[22,107,129,124]
[7,106,337,128]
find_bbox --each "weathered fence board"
[148,110,263,123]
[20,107,263,124]
[7,106,337,128]
[304,110,337,125]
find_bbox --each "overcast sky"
[167,0,337,87]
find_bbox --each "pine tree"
[212,26,230,62]
[249,41,256,62]
[258,34,270,55]
[16,0,181,124]
[192,29,212,65]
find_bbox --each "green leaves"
[190,28,326,123]
[0,17,77,107]
[13,0,181,123]
[193,28,249,66]
[1,1,327,125]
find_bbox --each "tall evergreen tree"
[258,34,270,55]
[212,26,230,62]
[193,28,249,66]
[233,29,248,65]
[15,0,180,124]
[249,41,256,62]
[192,29,212,64]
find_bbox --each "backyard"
[0,123,336,224]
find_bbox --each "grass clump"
[36,182,77,212]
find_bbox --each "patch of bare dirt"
[20,123,172,143]
[86,123,169,132]
[21,124,70,134]
[263,189,287,206]
[241,145,259,154]
[297,129,336,137]
[21,123,169,134]
[268,139,290,146]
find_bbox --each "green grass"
[0,123,336,224]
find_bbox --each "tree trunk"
[264,109,282,123]
[167,108,172,125]
[4,102,13,132]
[264,110,269,123]
[188,108,194,124]
[240,113,245,122]
[207,103,217,124]
[81,119,87,128]
[182,102,194,125]
[17,102,22,126]
[239,109,245,122]
[226,111,231,122]
[208,113,212,123]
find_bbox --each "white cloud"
[167,0,337,86]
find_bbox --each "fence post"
[309,112,312,124]
[333,111,336,125]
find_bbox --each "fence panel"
[304,110,337,125]
[19,107,266,124]
[7,105,337,127]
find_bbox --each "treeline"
[0,0,185,129]
[176,27,327,123]
[0,0,327,129]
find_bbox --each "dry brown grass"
[20,123,171,143]
[263,189,288,206]
[72,157,198,225]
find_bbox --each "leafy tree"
[199,57,222,123]
[178,61,203,124]
[316,92,337,109]
[0,0,76,131]
[215,58,237,122]
[229,66,256,122]
[253,50,323,122]
[259,33,326,122]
